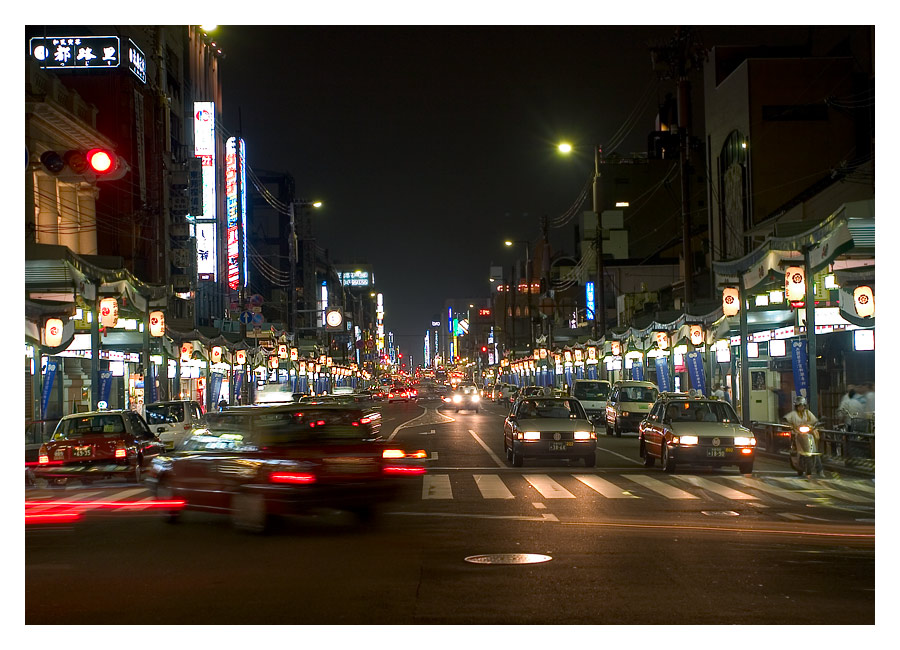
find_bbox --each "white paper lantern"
[235,349,247,365]
[269,356,279,369]
[689,325,704,346]
[211,346,222,363]
[180,342,193,363]
[722,287,740,317]
[655,331,669,350]
[610,341,621,356]
[149,310,165,337]
[278,344,288,359]
[853,286,875,318]
[45,318,64,347]
[99,297,119,328]
[290,347,299,361]
[784,266,806,302]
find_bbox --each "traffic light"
[481,346,488,354]
[38,148,128,181]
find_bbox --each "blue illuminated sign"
[585,282,595,321]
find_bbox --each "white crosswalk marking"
[524,474,576,499]
[771,478,872,503]
[26,490,106,512]
[722,476,809,501]
[674,475,758,500]
[95,488,148,503]
[474,474,515,499]
[834,479,875,495]
[623,474,698,499]
[573,474,639,498]
[422,474,453,499]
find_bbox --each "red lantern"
[45,318,64,347]
[149,310,165,337]
[99,297,118,328]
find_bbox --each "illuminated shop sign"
[195,222,217,278]
[30,36,120,69]
[339,270,370,287]
[585,281,595,320]
[225,137,247,291]
[192,102,216,222]
[127,39,146,83]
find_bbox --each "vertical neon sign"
[225,137,248,291]
[193,101,217,279]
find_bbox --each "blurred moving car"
[638,394,756,474]
[387,385,411,403]
[143,400,205,451]
[34,410,166,486]
[491,383,517,404]
[569,379,611,424]
[605,380,659,436]
[503,397,596,467]
[440,383,481,413]
[147,403,425,533]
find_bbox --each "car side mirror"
[157,427,166,433]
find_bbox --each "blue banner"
[98,371,113,405]
[210,372,224,404]
[41,360,58,419]
[790,339,809,399]
[147,364,158,404]
[655,356,671,392]
[686,351,706,395]
[235,371,243,401]
[631,360,644,381]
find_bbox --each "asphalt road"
[25,399,875,625]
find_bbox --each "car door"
[606,387,619,427]
[642,403,663,456]
[504,401,520,448]
[128,412,165,462]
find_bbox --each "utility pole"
[650,27,707,311]
[593,145,607,339]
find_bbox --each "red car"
[34,410,166,486]
[147,403,426,533]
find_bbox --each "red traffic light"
[481,346,488,353]
[86,148,114,173]
[38,148,125,180]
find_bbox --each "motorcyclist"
[783,395,824,478]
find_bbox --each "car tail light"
[383,449,405,459]
[360,414,380,424]
[115,445,127,458]
[270,472,317,485]
[38,445,49,465]
[741,448,753,455]
[383,465,426,476]
[388,393,394,398]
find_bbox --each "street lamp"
[504,239,534,352]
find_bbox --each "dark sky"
[217,25,814,359]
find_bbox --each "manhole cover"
[464,553,553,565]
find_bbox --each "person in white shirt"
[861,382,874,415]
[837,387,863,427]
[783,396,823,477]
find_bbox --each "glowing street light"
[558,142,573,154]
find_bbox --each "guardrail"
[750,421,874,472]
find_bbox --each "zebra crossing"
[420,472,875,506]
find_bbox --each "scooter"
[789,424,822,476]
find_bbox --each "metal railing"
[750,421,875,472]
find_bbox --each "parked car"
[147,403,425,533]
[33,410,166,486]
[605,380,659,436]
[638,394,756,474]
[143,400,205,450]
[570,379,611,424]
[503,397,596,467]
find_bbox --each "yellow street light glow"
[200,25,218,32]
[312,201,323,208]
[615,202,630,207]
[558,143,573,154]
[504,240,513,247]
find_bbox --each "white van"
[143,400,204,450]
[570,379,611,423]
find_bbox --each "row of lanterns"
[43,298,166,347]
[721,266,874,319]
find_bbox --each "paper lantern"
[722,287,740,317]
[784,266,806,301]
[149,310,165,337]
[278,344,288,359]
[180,342,193,363]
[689,325,704,346]
[235,349,246,365]
[574,349,583,362]
[854,286,875,318]
[290,347,299,361]
[564,350,572,363]
[326,357,333,367]
[99,297,119,328]
[610,341,621,356]
[211,346,222,363]
[269,356,279,370]
[655,331,669,350]
[45,318,64,347]
[298,361,306,373]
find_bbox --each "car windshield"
[622,386,658,402]
[459,386,478,394]
[53,414,126,439]
[574,383,609,400]
[518,399,585,420]
[145,403,185,425]
[665,401,740,424]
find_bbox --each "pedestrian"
[861,382,874,415]
[712,383,726,400]
[837,386,863,428]
[218,398,228,411]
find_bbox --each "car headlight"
[523,431,541,441]
[621,411,630,417]
[573,431,593,440]
[471,395,480,402]
[453,395,462,403]
[679,435,699,445]
[734,436,756,446]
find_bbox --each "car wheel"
[641,442,655,467]
[231,491,271,534]
[606,423,613,436]
[661,444,676,474]
[583,453,596,468]
[511,449,524,467]
[738,461,754,475]
[155,478,182,524]
[351,504,378,527]
[474,408,479,414]
[614,420,622,437]
[49,478,67,489]
[505,443,513,461]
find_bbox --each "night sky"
[215,23,821,359]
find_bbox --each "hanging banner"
[790,339,809,399]
[655,356,671,392]
[686,351,707,395]
[631,360,644,381]
[99,370,113,405]
[209,372,224,404]
[147,364,158,404]
[235,370,243,399]
[41,360,59,419]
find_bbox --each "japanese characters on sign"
[30,36,119,69]
[128,39,146,83]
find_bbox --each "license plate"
[73,446,92,457]
[549,442,569,451]
[706,448,726,458]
